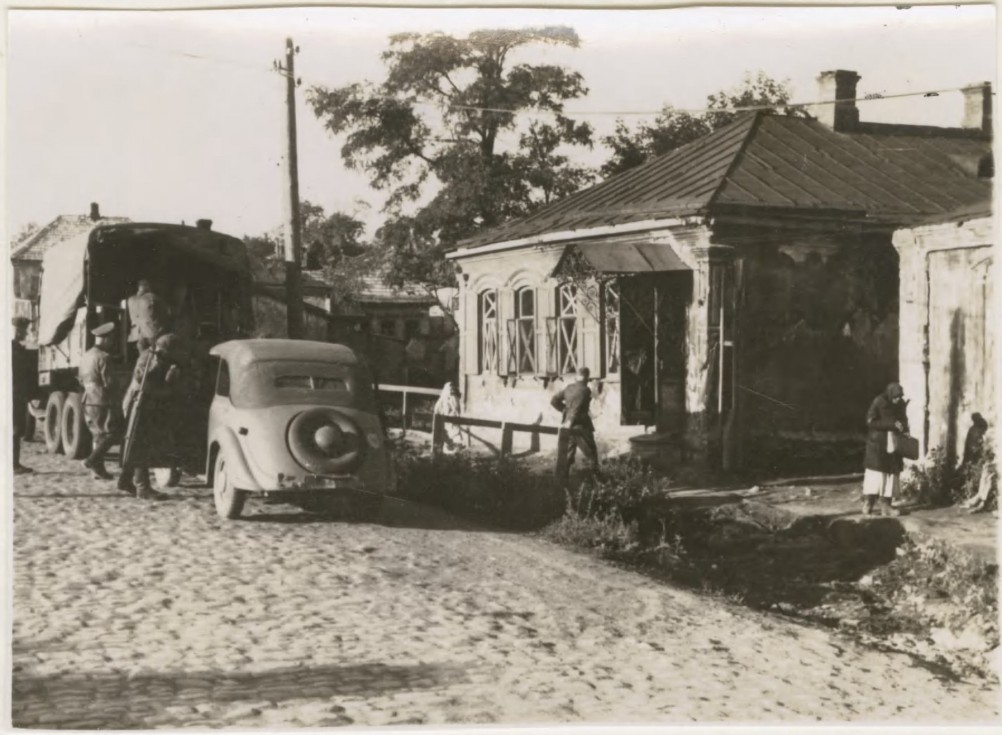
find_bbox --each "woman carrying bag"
[863,382,917,516]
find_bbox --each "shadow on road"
[12,661,468,729]
[242,496,487,533]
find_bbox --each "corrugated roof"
[457,112,992,250]
[10,214,130,261]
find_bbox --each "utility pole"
[275,37,304,339]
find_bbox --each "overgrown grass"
[392,442,998,680]
[392,441,562,530]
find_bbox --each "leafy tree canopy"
[601,72,799,177]
[307,27,596,287]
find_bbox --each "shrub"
[902,442,999,509]
[564,456,668,524]
[392,442,561,529]
[543,512,641,554]
[901,447,960,507]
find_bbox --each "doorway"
[618,272,691,431]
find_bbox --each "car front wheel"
[213,455,247,520]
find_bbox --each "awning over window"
[551,241,689,279]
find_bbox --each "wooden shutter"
[498,287,514,375]
[537,286,555,376]
[462,290,480,375]
[578,282,601,375]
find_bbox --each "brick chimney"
[813,70,860,132]
[89,202,100,221]
[961,82,992,135]
[196,219,213,230]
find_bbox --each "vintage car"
[206,339,396,520]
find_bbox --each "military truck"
[31,221,254,483]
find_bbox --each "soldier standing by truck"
[79,322,124,482]
[11,317,35,475]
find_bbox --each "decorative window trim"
[556,283,579,375]
[479,289,499,374]
[514,286,537,374]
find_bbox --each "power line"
[123,39,979,118]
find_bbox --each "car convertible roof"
[210,339,360,368]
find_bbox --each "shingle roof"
[10,214,130,261]
[457,112,992,250]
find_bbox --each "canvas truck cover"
[37,223,252,346]
[37,230,90,346]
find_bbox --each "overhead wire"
[122,39,976,119]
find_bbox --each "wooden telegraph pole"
[276,38,304,339]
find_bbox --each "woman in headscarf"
[863,382,909,516]
[434,382,463,453]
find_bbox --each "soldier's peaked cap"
[91,322,116,337]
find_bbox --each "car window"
[274,375,348,391]
[216,359,231,397]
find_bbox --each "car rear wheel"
[61,392,91,460]
[213,456,246,520]
[44,391,66,454]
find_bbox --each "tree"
[601,72,799,177]
[307,27,596,287]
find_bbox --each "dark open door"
[619,272,691,429]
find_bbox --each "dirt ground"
[10,441,1001,728]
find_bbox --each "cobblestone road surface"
[11,443,999,728]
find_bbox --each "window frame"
[514,286,537,374]
[478,289,500,374]
[556,282,579,375]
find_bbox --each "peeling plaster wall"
[451,225,719,458]
[733,234,900,439]
[893,216,995,461]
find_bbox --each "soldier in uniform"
[80,322,123,481]
[120,333,185,500]
[11,317,35,475]
[127,279,170,346]
[550,366,601,475]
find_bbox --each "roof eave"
[446,214,707,260]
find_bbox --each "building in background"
[9,203,129,339]
[893,202,995,463]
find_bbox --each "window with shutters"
[556,283,579,374]
[514,287,537,374]
[603,280,620,374]
[478,289,499,374]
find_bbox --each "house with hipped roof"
[9,204,129,336]
[446,71,993,469]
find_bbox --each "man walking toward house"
[11,317,35,475]
[863,382,910,516]
[551,367,600,475]
[80,322,123,482]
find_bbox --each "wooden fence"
[431,413,571,481]
[376,383,441,434]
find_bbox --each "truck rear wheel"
[44,392,66,454]
[61,393,90,460]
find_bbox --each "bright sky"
[6,4,996,242]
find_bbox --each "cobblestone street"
[11,442,999,728]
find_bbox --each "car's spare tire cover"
[287,408,366,475]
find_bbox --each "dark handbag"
[887,431,920,460]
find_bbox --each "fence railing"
[431,413,571,481]
[376,383,441,434]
